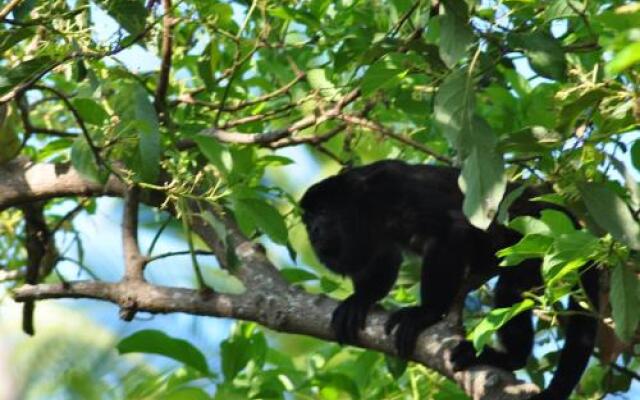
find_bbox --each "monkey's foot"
[385,306,441,358]
[331,295,371,345]
[450,340,479,371]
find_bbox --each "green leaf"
[435,70,505,229]
[194,135,229,175]
[594,8,640,31]
[0,104,21,164]
[610,262,640,341]
[469,299,535,352]
[163,387,210,400]
[508,215,552,236]
[307,69,338,99]
[200,211,239,270]
[361,61,407,97]
[540,210,576,235]
[112,81,161,182]
[607,42,640,75]
[496,185,525,225]
[498,234,554,266]
[543,0,583,21]
[579,182,640,250]
[0,56,56,95]
[459,118,506,230]
[220,325,267,381]
[509,32,567,81]
[12,0,37,20]
[71,98,109,126]
[631,140,640,172]
[70,137,108,183]
[557,89,607,134]
[101,0,148,36]
[439,0,474,68]
[203,269,245,294]
[384,355,407,379]
[234,198,288,244]
[543,231,598,282]
[280,268,318,284]
[117,329,210,374]
[434,69,474,152]
[499,126,562,153]
[0,27,35,54]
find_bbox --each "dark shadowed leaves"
[610,262,640,341]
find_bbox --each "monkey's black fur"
[300,160,598,400]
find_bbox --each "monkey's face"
[302,210,343,270]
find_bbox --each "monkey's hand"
[385,306,442,358]
[449,340,478,371]
[331,294,371,344]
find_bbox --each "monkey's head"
[299,173,365,273]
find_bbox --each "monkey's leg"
[451,261,540,371]
[386,227,468,358]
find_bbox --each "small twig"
[177,88,361,150]
[220,102,297,129]
[154,0,173,121]
[267,124,346,149]
[32,85,125,181]
[146,215,173,256]
[175,72,305,112]
[26,127,76,137]
[50,200,87,234]
[122,187,147,282]
[0,16,161,105]
[147,249,215,263]
[389,0,421,37]
[338,114,452,164]
[609,362,640,382]
[0,0,22,20]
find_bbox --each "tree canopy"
[1,0,639,399]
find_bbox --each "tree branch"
[338,114,452,164]
[0,158,126,211]
[12,276,539,400]
[177,88,361,149]
[0,0,23,21]
[122,187,146,283]
[154,0,173,120]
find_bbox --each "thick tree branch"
[0,158,126,211]
[1,159,540,399]
[12,275,539,400]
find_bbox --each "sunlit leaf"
[117,330,210,374]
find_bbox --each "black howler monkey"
[300,160,598,400]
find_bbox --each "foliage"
[1,0,640,398]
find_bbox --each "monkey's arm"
[332,249,402,344]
